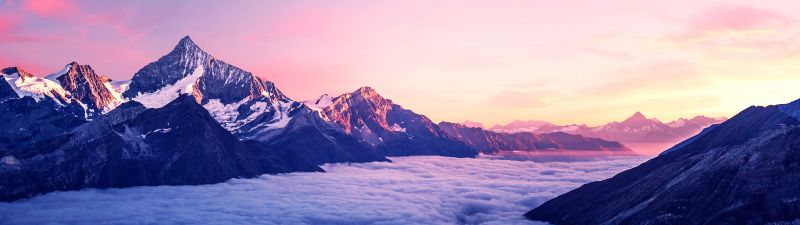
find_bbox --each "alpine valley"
[0,36,633,201]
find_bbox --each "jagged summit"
[355,86,376,93]
[321,87,476,157]
[623,111,647,122]
[1,66,34,81]
[122,36,298,141]
[348,86,388,103]
[0,66,72,105]
[178,35,195,46]
[461,120,485,129]
[170,35,208,57]
[124,36,281,104]
[50,62,121,111]
[619,111,662,127]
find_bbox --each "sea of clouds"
[0,156,648,225]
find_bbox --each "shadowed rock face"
[263,107,390,165]
[439,122,633,154]
[525,101,800,225]
[0,73,19,102]
[0,96,86,150]
[321,87,477,157]
[53,62,118,112]
[0,95,322,201]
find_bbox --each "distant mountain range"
[439,122,634,155]
[0,36,648,201]
[488,112,726,153]
[525,99,800,224]
[0,36,477,200]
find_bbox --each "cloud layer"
[0,156,647,225]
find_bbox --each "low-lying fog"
[0,155,649,225]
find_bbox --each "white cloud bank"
[0,156,648,225]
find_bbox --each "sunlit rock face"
[50,62,122,113]
[526,100,800,225]
[321,87,478,157]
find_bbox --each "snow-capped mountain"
[47,62,125,113]
[439,122,633,154]
[525,100,800,225]
[123,36,302,141]
[313,87,477,157]
[0,66,93,149]
[490,112,726,148]
[1,66,73,105]
[115,36,389,164]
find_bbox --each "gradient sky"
[2,0,800,127]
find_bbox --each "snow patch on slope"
[131,65,204,108]
[264,101,294,130]
[203,97,253,131]
[303,94,333,110]
[100,80,131,113]
[44,64,72,81]
[2,72,69,104]
[391,123,407,132]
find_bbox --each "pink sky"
[2,0,800,126]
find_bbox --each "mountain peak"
[461,120,485,129]
[350,86,384,100]
[171,35,207,56]
[355,86,377,94]
[619,111,660,127]
[631,111,646,118]
[178,35,196,47]
[1,66,34,79]
[623,111,647,121]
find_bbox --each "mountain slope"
[1,66,73,105]
[119,36,390,164]
[123,36,298,140]
[263,107,389,165]
[48,62,123,113]
[488,120,557,133]
[525,100,800,225]
[439,122,632,154]
[0,67,89,149]
[320,87,477,157]
[0,95,321,201]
